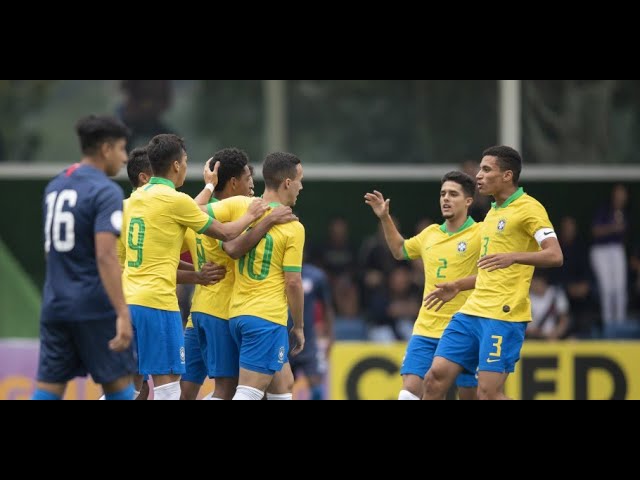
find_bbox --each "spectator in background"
[527,271,570,340]
[367,266,421,342]
[117,80,174,150]
[630,246,640,315]
[359,217,407,305]
[552,216,597,337]
[321,217,357,280]
[461,159,491,221]
[590,184,629,326]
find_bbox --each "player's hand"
[198,262,226,285]
[477,253,518,272]
[364,190,390,219]
[268,206,298,225]
[248,198,269,220]
[289,327,305,356]
[109,310,133,352]
[423,282,460,311]
[203,158,220,188]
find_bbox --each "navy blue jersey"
[288,264,332,340]
[41,164,124,323]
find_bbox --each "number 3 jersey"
[209,196,305,326]
[403,217,481,339]
[41,164,124,323]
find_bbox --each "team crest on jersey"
[180,346,186,364]
[278,346,285,364]
[457,241,467,253]
[497,219,507,233]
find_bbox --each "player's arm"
[223,206,298,259]
[364,190,405,259]
[193,159,219,206]
[477,237,564,271]
[286,271,305,356]
[95,232,133,351]
[423,275,477,311]
[201,199,269,242]
[177,262,226,286]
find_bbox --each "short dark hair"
[210,148,249,192]
[147,134,186,177]
[262,152,301,190]
[75,114,130,155]
[127,147,152,188]
[441,171,476,198]
[482,145,522,185]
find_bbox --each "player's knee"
[477,384,501,400]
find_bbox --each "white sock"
[153,381,181,400]
[134,390,140,399]
[233,385,264,400]
[98,395,106,401]
[201,392,214,400]
[267,393,293,400]
[210,397,223,400]
[398,389,420,400]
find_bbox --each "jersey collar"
[439,216,475,236]
[149,177,176,190]
[209,197,220,204]
[492,187,524,209]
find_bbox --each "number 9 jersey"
[41,163,124,323]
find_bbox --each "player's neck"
[493,185,518,207]
[216,188,235,201]
[445,215,468,233]
[262,189,285,206]
[80,156,106,173]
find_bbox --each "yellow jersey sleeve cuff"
[206,204,216,218]
[283,266,302,272]
[197,216,213,234]
[402,243,411,260]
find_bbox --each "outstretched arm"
[201,199,269,242]
[223,206,298,260]
[193,159,219,206]
[477,237,563,271]
[364,190,405,260]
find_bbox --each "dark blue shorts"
[182,325,206,385]
[37,319,136,385]
[229,315,288,375]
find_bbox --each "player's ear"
[284,178,291,189]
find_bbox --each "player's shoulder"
[278,219,305,237]
[220,195,252,206]
[422,223,441,236]
[520,192,548,213]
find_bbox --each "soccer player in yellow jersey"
[365,171,481,400]
[180,148,297,400]
[123,134,271,400]
[423,146,563,400]
[207,152,305,400]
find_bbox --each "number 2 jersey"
[403,217,482,338]
[41,163,124,323]
[209,196,305,326]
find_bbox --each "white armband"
[204,183,214,194]
[534,228,557,246]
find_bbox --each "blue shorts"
[401,335,477,388]
[130,305,185,376]
[229,315,288,375]
[193,312,239,378]
[435,313,527,375]
[182,324,206,385]
[37,319,136,385]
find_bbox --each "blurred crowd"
[305,180,640,343]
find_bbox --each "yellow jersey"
[403,217,481,338]
[461,187,554,322]
[123,177,213,311]
[182,203,235,321]
[210,196,305,326]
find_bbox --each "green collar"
[268,202,282,208]
[440,216,475,236]
[149,177,176,190]
[209,196,220,204]
[492,187,524,209]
